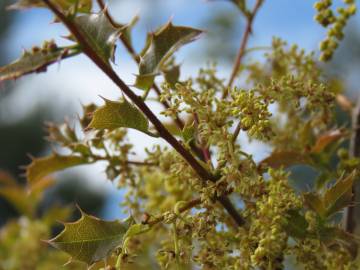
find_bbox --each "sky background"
[1,0,360,219]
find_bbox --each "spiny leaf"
[162,64,181,87]
[209,0,250,16]
[26,154,90,184]
[88,98,150,135]
[8,0,92,13]
[48,210,132,265]
[258,151,310,170]
[74,12,122,64]
[303,192,326,217]
[0,41,79,82]
[123,223,151,240]
[323,172,356,217]
[135,22,203,90]
[284,210,309,239]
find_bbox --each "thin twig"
[345,95,360,233]
[146,197,202,226]
[229,1,263,144]
[193,113,212,164]
[223,0,263,99]
[42,0,245,227]
[92,155,157,166]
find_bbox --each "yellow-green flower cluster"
[314,0,357,61]
[247,169,302,268]
[230,89,273,140]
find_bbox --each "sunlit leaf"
[311,129,347,153]
[74,12,122,64]
[123,223,151,240]
[26,153,90,184]
[7,0,92,13]
[258,151,310,169]
[135,22,203,90]
[0,42,79,82]
[48,210,132,265]
[88,97,150,135]
[323,172,356,217]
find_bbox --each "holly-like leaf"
[303,192,326,217]
[48,211,132,265]
[208,0,250,16]
[311,129,347,153]
[123,223,151,240]
[258,151,310,170]
[74,12,122,64]
[284,210,309,239]
[88,98,150,135]
[323,172,356,217]
[26,154,90,184]
[162,64,180,87]
[0,42,79,82]
[135,22,203,90]
[8,0,92,13]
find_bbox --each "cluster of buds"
[29,40,59,55]
[314,0,357,61]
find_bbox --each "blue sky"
[2,0,360,219]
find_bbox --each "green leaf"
[135,22,203,90]
[303,192,326,217]
[74,12,122,64]
[182,121,196,143]
[26,153,90,184]
[209,0,250,16]
[0,41,79,82]
[48,210,132,265]
[88,98,150,135]
[8,0,92,13]
[123,223,151,240]
[284,210,309,239]
[163,64,181,87]
[323,172,356,217]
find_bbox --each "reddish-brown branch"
[223,0,263,99]
[42,0,245,227]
